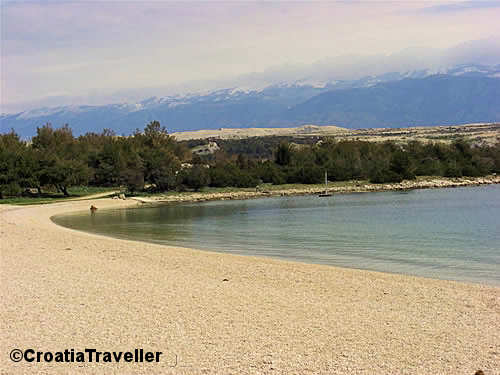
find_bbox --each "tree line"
[1,121,499,198]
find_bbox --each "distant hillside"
[173,123,500,146]
[285,75,500,128]
[2,65,500,138]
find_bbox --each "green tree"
[143,149,181,191]
[183,165,210,191]
[120,152,144,193]
[390,150,415,180]
[275,142,292,166]
[32,124,88,195]
[0,131,26,198]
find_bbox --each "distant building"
[191,141,220,156]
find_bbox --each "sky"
[1,0,500,113]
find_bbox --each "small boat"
[318,170,332,197]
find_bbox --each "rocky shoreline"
[130,175,500,205]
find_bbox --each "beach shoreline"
[52,183,500,288]
[1,191,499,374]
[129,175,500,205]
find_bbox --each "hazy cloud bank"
[1,1,499,113]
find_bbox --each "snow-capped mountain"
[2,64,500,138]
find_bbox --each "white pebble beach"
[1,198,499,374]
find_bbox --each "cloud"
[445,37,500,65]
[2,1,500,112]
[419,0,500,13]
[226,37,500,88]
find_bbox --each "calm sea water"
[53,185,500,285]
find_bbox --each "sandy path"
[1,199,499,374]
[66,191,120,201]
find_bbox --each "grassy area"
[0,186,120,205]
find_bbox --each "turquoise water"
[53,185,500,285]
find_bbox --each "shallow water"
[53,185,500,285]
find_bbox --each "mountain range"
[2,64,500,138]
